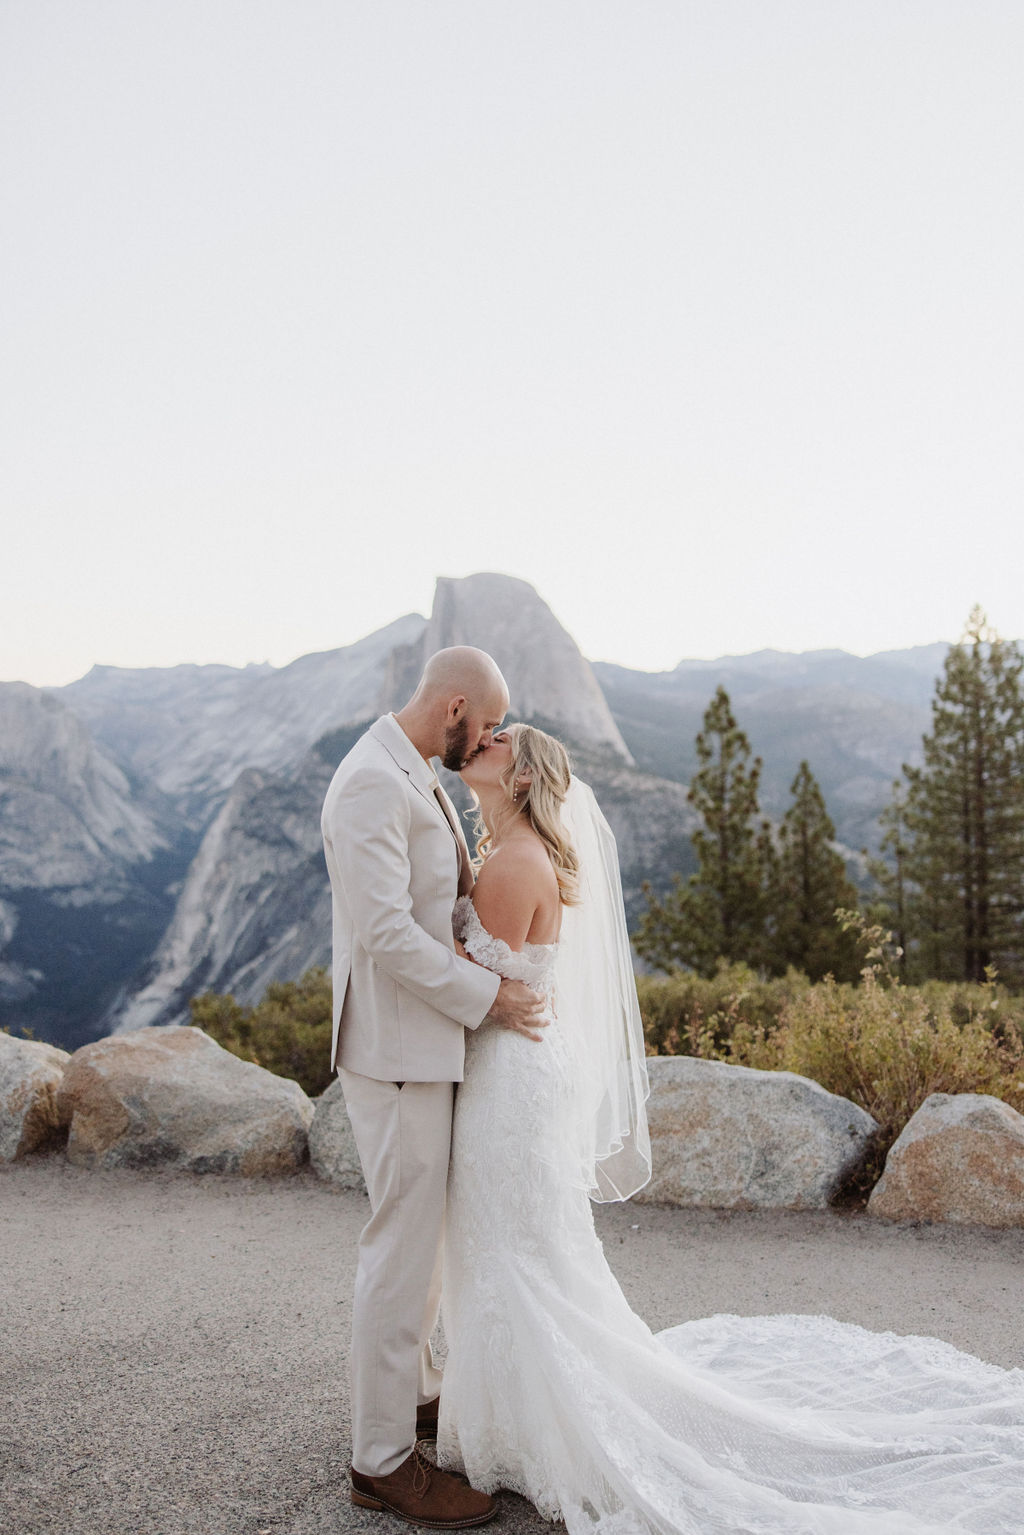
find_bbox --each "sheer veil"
[556,777,652,1202]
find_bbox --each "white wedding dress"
[438,894,1024,1535]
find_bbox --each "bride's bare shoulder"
[473,836,558,949]
[476,835,558,897]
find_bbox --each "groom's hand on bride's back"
[486,980,549,1042]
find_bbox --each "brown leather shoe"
[416,1395,440,1441]
[350,1445,496,1528]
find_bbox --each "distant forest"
[637,609,1024,992]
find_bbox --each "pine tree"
[867,780,910,980]
[770,761,861,981]
[635,686,772,974]
[897,608,1024,984]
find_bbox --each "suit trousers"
[338,1067,454,1477]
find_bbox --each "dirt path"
[3,1159,1022,1535]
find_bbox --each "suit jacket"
[320,713,501,1081]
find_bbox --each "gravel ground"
[3,1158,1022,1535]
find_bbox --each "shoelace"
[410,1446,432,1499]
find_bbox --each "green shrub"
[190,968,333,1098]
[638,963,1024,1193]
[914,976,1024,1043]
[196,956,1024,1183]
[636,962,809,1057]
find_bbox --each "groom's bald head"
[397,646,509,769]
[417,647,508,707]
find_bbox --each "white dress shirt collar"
[372,712,440,793]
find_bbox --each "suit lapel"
[432,780,466,849]
[431,781,476,896]
[369,715,469,878]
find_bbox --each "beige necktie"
[433,786,474,896]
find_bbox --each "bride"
[439,722,1024,1535]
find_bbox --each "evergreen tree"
[635,686,772,974]
[866,780,910,980]
[190,968,333,1097]
[771,761,861,981]
[895,608,1024,984]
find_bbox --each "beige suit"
[321,713,500,1477]
[322,714,499,1079]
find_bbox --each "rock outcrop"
[110,753,334,1032]
[308,1078,365,1190]
[58,1026,313,1174]
[414,574,632,762]
[867,1093,1024,1228]
[635,1056,878,1209]
[0,682,164,890]
[0,681,179,1049]
[0,1034,71,1160]
[62,613,426,814]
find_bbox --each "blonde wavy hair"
[472,724,581,906]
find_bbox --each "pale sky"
[3,1,1023,688]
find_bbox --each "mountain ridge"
[1,573,967,1051]
[49,636,964,692]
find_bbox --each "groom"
[321,646,546,1525]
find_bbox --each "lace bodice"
[452,893,559,997]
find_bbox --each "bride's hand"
[455,938,469,959]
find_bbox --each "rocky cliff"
[62,613,427,821]
[3,574,952,1049]
[60,574,631,820]
[0,682,164,889]
[414,574,632,761]
[0,682,182,1045]
[112,725,692,1032]
[113,753,335,1031]
[106,576,639,1030]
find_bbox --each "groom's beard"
[441,717,472,772]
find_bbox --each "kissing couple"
[321,647,1023,1534]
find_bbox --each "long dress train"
[438,895,1024,1535]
